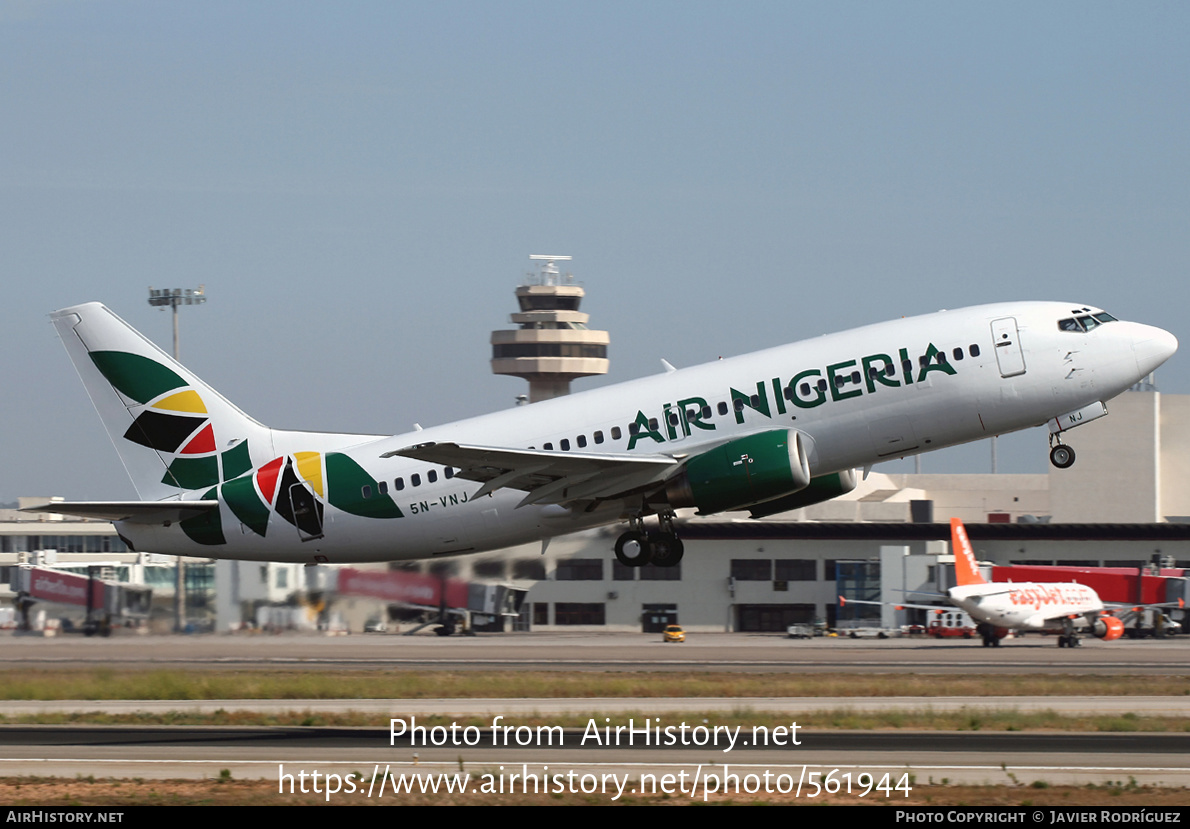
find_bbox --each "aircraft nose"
[1132,325,1178,377]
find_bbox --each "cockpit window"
[1058,312,1116,333]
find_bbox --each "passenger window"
[560,439,570,451]
[800,383,811,396]
[428,469,437,483]
[718,402,729,416]
[668,412,680,426]
[850,371,860,384]
[701,405,712,419]
[543,442,553,450]
[444,467,454,479]
[936,352,947,365]
[395,477,405,491]
[628,424,639,436]
[952,347,964,361]
[362,485,372,499]
[733,398,745,412]
[611,426,622,440]
[594,430,605,444]
[411,474,421,487]
[577,435,587,448]
[817,379,828,392]
[648,418,659,431]
[379,481,389,495]
[784,386,795,401]
[969,344,980,357]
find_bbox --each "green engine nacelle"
[665,429,811,515]
[747,469,859,518]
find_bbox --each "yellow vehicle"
[663,624,685,643]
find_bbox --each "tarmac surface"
[4,630,1190,673]
[1,632,1187,790]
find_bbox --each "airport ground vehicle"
[928,610,976,639]
[663,625,686,643]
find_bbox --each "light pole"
[148,286,206,360]
[148,285,207,634]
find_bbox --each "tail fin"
[950,517,986,586]
[51,303,273,500]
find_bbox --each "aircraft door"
[990,317,1026,378]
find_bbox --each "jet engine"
[664,429,811,515]
[748,469,859,518]
[1091,615,1125,641]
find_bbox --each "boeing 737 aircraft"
[844,519,1184,647]
[32,301,1176,569]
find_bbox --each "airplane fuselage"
[104,300,1175,564]
[948,581,1104,630]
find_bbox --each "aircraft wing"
[839,597,951,613]
[1104,598,1186,611]
[20,501,219,524]
[382,442,680,507]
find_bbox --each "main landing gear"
[1056,618,1081,648]
[1048,434,1076,469]
[614,512,684,568]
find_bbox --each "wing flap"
[382,442,679,505]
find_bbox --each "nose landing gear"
[1048,435,1076,469]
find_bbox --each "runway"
[4,631,1189,673]
[2,633,1187,793]
[1,721,1187,791]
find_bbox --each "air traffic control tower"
[491,255,609,403]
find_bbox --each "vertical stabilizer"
[51,303,274,501]
[950,517,987,586]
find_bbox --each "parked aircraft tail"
[950,517,987,586]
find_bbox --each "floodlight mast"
[146,285,207,633]
[147,285,206,360]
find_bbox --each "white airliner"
[844,518,1184,647]
[32,301,1176,569]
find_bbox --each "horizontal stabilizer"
[21,500,218,524]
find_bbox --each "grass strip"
[2,669,1189,701]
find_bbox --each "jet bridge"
[10,564,152,636]
[334,567,527,635]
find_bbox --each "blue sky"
[2,1,1188,501]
